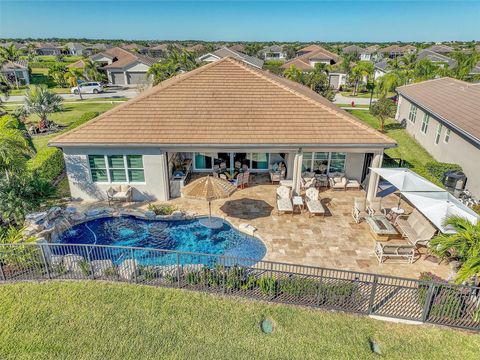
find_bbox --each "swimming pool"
[53,216,266,265]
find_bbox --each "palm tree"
[399,51,418,84]
[22,85,63,129]
[283,65,304,83]
[64,68,84,87]
[146,50,198,85]
[350,61,373,95]
[0,128,31,180]
[448,51,480,80]
[0,44,21,88]
[376,70,406,98]
[413,58,441,81]
[83,59,104,82]
[0,73,11,112]
[430,216,480,284]
[47,63,68,88]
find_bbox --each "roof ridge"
[398,77,468,90]
[229,59,394,144]
[51,59,225,144]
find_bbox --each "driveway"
[2,88,139,102]
[334,93,377,106]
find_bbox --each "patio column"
[158,152,171,201]
[286,152,295,180]
[366,152,384,203]
[292,149,303,195]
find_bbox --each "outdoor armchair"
[352,197,368,223]
[329,175,347,190]
[106,185,133,205]
[367,197,386,216]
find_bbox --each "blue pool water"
[54,216,266,265]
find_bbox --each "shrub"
[425,162,463,185]
[0,114,24,131]
[78,259,91,277]
[27,147,64,182]
[257,275,276,296]
[279,276,318,297]
[147,203,177,216]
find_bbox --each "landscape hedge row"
[412,162,462,188]
[26,112,100,182]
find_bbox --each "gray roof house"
[417,50,457,69]
[1,60,30,85]
[373,59,390,79]
[34,42,62,55]
[342,45,364,55]
[258,45,287,61]
[425,44,454,55]
[65,42,86,56]
[197,47,264,69]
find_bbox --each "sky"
[1,0,479,42]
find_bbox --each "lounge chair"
[352,197,368,223]
[276,186,293,215]
[106,185,133,205]
[346,179,361,190]
[367,197,386,216]
[394,209,437,246]
[329,175,347,190]
[305,188,325,217]
[374,241,415,263]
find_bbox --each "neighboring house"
[416,50,457,69]
[259,45,287,61]
[88,47,157,85]
[121,43,149,55]
[229,44,246,53]
[281,44,339,71]
[360,45,380,62]
[1,60,29,85]
[378,45,416,58]
[34,42,62,55]
[50,57,395,202]
[396,78,480,198]
[373,59,390,79]
[0,41,26,51]
[148,44,169,58]
[65,42,86,56]
[342,45,364,56]
[185,43,206,54]
[426,44,454,55]
[197,47,264,69]
[328,72,348,90]
[402,45,417,54]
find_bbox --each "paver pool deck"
[72,174,451,280]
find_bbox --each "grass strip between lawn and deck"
[0,282,478,360]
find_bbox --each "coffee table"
[365,215,398,241]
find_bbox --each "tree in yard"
[369,97,396,132]
[47,63,68,87]
[350,61,374,95]
[376,70,406,98]
[147,49,198,86]
[303,63,335,101]
[83,59,105,82]
[283,64,304,83]
[0,73,11,112]
[0,44,21,88]
[22,85,64,130]
[448,51,480,81]
[430,216,480,284]
[244,43,263,57]
[0,117,31,180]
[413,58,441,81]
[64,68,84,87]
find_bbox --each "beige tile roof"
[98,47,157,69]
[50,57,395,148]
[282,45,339,70]
[397,77,480,144]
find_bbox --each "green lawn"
[0,282,478,360]
[348,110,435,167]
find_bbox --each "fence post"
[176,252,181,287]
[315,268,324,307]
[368,275,378,314]
[85,245,95,280]
[269,262,275,300]
[221,256,226,294]
[130,248,137,284]
[0,263,5,281]
[39,244,51,280]
[421,283,436,323]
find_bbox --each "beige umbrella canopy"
[181,176,237,226]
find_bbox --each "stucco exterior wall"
[396,95,480,198]
[62,146,169,202]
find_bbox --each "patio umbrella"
[370,167,444,207]
[401,191,479,234]
[181,175,237,228]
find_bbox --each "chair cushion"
[346,180,360,188]
[307,200,324,214]
[112,191,128,199]
[277,198,293,211]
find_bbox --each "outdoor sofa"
[374,241,415,263]
[394,209,437,246]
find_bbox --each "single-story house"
[360,45,380,62]
[228,44,246,53]
[90,47,157,86]
[121,43,149,55]
[34,42,62,55]
[396,78,480,198]
[378,45,416,59]
[342,45,364,56]
[259,45,287,61]
[0,42,27,51]
[148,44,169,58]
[373,59,390,80]
[281,45,339,71]
[425,44,454,55]
[1,60,29,85]
[197,47,264,69]
[416,50,457,69]
[50,57,395,202]
[65,42,86,56]
[185,44,206,55]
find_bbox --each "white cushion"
[307,200,325,214]
[277,198,293,211]
[112,191,128,199]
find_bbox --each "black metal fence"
[1,243,479,331]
